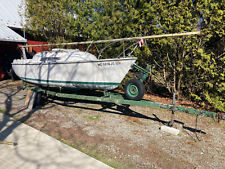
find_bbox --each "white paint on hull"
[12,49,137,90]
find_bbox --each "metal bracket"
[132,64,151,82]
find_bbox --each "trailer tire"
[124,79,145,101]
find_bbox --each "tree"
[189,0,225,112]
[25,0,76,42]
[132,0,201,98]
[25,0,225,112]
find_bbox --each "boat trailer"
[22,81,220,127]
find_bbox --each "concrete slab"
[0,113,113,169]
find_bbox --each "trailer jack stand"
[168,93,176,127]
[168,111,175,127]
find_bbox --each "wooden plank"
[27,91,36,110]
[0,142,16,146]
[24,90,32,107]
[24,90,36,110]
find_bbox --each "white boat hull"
[12,58,136,90]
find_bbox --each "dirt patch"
[0,80,225,169]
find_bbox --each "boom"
[21,31,200,48]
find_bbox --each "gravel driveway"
[0,80,224,169]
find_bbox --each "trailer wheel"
[124,79,145,101]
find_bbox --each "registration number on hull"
[97,61,121,67]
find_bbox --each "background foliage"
[25,0,225,112]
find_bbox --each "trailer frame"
[22,83,218,122]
